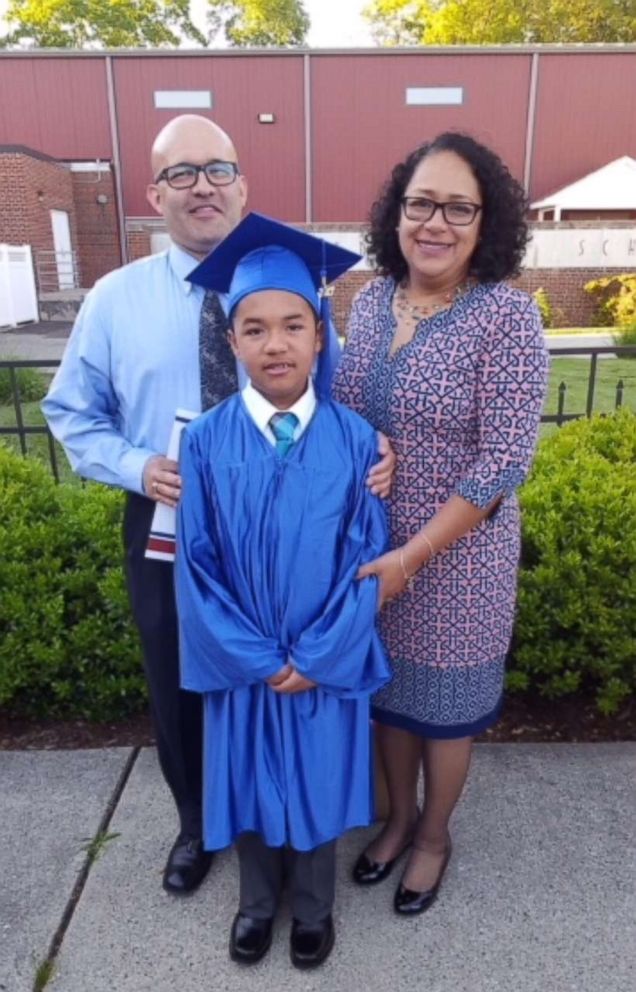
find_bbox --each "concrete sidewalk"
[1,744,634,992]
[0,322,72,363]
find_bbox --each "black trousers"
[236,833,336,924]
[123,492,203,839]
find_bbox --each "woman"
[332,132,548,915]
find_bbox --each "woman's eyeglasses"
[401,197,482,226]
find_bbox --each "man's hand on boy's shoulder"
[143,455,182,507]
[267,665,317,694]
[366,432,395,499]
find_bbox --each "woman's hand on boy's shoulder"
[366,432,395,499]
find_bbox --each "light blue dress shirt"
[43,245,217,495]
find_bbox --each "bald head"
[151,115,238,177]
[146,113,247,260]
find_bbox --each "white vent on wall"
[406,87,464,106]
[154,91,212,110]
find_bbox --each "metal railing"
[35,250,80,293]
[0,359,62,481]
[1,346,635,481]
[545,344,636,425]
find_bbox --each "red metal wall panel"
[0,57,111,160]
[113,55,306,220]
[530,53,636,203]
[310,53,532,222]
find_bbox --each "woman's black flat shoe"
[352,843,411,886]
[393,842,452,915]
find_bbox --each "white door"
[50,209,74,289]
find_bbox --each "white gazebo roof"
[532,156,636,211]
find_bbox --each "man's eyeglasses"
[401,196,482,226]
[154,160,240,190]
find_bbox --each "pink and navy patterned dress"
[332,277,548,738]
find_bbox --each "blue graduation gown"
[175,395,390,851]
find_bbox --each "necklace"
[394,280,471,323]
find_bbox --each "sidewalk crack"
[32,747,140,991]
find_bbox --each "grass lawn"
[1,357,634,477]
[546,357,636,418]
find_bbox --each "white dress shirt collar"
[242,379,317,444]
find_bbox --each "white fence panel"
[0,244,39,329]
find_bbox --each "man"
[43,114,394,896]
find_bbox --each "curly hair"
[367,132,530,284]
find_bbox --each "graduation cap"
[187,212,362,397]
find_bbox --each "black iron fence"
[0,359,63,481]
[545,345,636,425]
[1,346,635,480]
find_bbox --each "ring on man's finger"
[152,481,159,493]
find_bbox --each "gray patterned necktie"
[199,290,238,412]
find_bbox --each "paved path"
[1,743,634,992]
[0,322,72,363]
[548,332,616,354]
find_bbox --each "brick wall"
[0,150,77,291]
[71,169,120,287]
[127,229,152,261]
[119,218,625,329]
[512,269,602,327]
[331,268,605,333]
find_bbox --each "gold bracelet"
[419,532,436,561]
[399,548,416,589]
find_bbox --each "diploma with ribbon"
[145,409,197,562]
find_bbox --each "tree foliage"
[363,0,636,46]
[0,0,206,49]
[206,0,309,46]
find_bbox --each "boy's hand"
[366,432,395,498]
[266,664,293,687]
[271,669,317,694]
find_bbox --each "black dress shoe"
[162,835,213,895]
[352,841,411,885]
[229,913,273,965]
[290,915,335,969]
[393,841,452,916]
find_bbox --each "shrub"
[510,408,636,714]
[0,361,49,404]
[612,319,636,352]
[0,445,145,720]
[533,287,554,329]
[584,273,636,329]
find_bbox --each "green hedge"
[0,446,145,720]
[1,410,635,720]
[511,407,636,714]
[0,363,48,404]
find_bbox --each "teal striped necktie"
[269,412,299,456]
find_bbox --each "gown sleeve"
[455,295,549,508]
[290,432,391,699]
[175,427,287,692]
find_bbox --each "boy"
[175,213,390,969]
